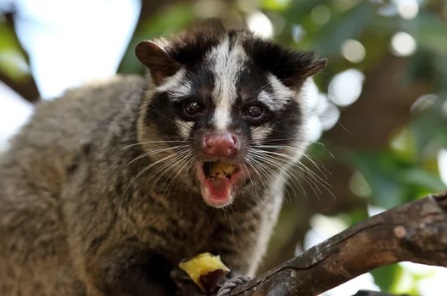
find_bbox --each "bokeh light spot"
[291,24,305,43]
[311,4,331,25]
[328,69,365,107]
[341,39,366,63]
[396,0,419,20]
[391,32,417,57]
[247,11,274,38]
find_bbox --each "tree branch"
[229,192,447,296]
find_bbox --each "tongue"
[201,177,233,208]
[211,178,228,192]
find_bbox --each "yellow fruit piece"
[179,252,230,291]
[209,162,237,179]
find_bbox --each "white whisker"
[120,140,190,151]
[246,143,333,200]
[124,152,181,195]
[146,147,194,194]
[123,145,191,168]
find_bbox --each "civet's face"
[136,30,326,208]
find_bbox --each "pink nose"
[202,133,240,157]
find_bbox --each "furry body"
[0,30,325,296]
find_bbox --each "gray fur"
[0,76,285,296]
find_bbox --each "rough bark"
[228,191,447,296]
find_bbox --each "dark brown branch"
[229,192,447,296]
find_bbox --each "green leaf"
[410,96,447,149]
[0,21,30,80]
[390,128,417,162]
[119,4,196,74]
[338,209,369,226]
[312,1,374,56]
[138,4,196,38]
[416,12,447,57]
[371,265,403,292]
[350,147,445,208]
[398,168,446,192]
[350,152,406,208]
[261,0,291,11]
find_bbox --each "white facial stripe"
[208,36,248,130]
[156,68,191,100]
[251,126,272,145]
[175,119,193,139]
[213,103,231,130]
[257,90,277,111]
[299,78,316,118]
[267,74,294,109]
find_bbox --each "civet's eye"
[177,99,206,121]
[242,103,271,125]
[183,101,204,116]
[245,105,264,118]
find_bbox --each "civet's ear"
[135,41,181,85]
[300,55,327,78]
[245,37,327,89]
[265,50,326,88]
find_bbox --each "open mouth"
[196,161,241,208]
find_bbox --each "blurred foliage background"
[1,0,447,294]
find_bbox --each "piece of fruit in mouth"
[178,252,230,292]
[203,161,238,180]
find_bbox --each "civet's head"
[136,29,326,208]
